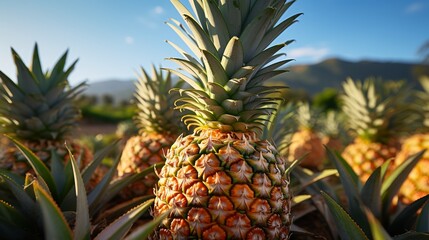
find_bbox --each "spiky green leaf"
[202,50,228,85]
[415,199,429,232]
[381,150,425,215]
[389,195,429,234]
[34,181,73,240]
[67,145,90,240]
[124,208,171,240]
[183,14,219,58]
[365,208,392,240]
[360,167,383,219]
[94,199,155,240]
[203,0,230,53]
[8,136,56,198]
[0,170,36,217]
[325,147,370,235]
[321,191,369,240]
[221,37,244,77]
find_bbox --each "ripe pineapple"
[117,65,184,198]
[152,1,301,239]
[288,101,325,170]
[0,44,92,175]
[395,76,429,204]
[341,78,412,182]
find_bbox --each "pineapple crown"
[294,101,321,131]
[134,64,184,134]
[341,77,414,143]
[0,44,85,141]
[413,76,429,131]
[320,110,346,138]
[167,0,301,136]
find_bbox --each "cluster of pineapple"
[0,0,428,239]
[284,77,429,205]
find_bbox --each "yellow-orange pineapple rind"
[153,130,291,239]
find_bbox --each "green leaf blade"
[8,136,57,198]
[360,167,382,219]
[415,198,429,232]
[94,199,155,240]
[381,150,425,215]
[321,191,369,240]
[67,145,90,240]
[34,181,73,240]
[124,208,172,240]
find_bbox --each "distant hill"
[83,58,429,102]
[83,79,136,104]
[276,58,429,95]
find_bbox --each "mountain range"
[277,58,428,95]
[83,58,429,103]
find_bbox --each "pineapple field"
[0,0,428,240]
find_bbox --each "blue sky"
[0,1,428,86]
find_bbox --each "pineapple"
[340,78,412,182]
[394,76,429,204]
[152,0,301,239]
[117,65,184,198]
[0,44,92,175]
[288,101,325,170]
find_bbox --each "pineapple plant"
[151,0,301,239]
[395,76,429,204]
[0,44,92,176]
[340,78,413,182]
[117,65,184,198]
[324,148,429,239]
[288,101,325,170]
[0,137,160,239]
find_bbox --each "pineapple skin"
[322,136,344,154]
[288,129,325,169]
[117,132,177,198]
[395,133,429,204]
[153,129,291,240]
[0,139,92,175]
[341,138,399,182]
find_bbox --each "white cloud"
[405,2,424,14]
[135,6,164,29]
[153,6,164,14]
[288,47,330,61]
[125,36,134,45]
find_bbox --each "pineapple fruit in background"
[0,44,92,175]
[116,65,184,198]
[288,101,325,170]
[395,76,429,204]
[151,0,301,239]
[340,77,413,182]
